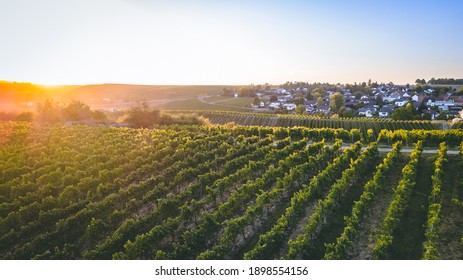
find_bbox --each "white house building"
[269,102,281,109]
[282,103,297,111]
[395,98,409,107]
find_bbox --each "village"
[231,82,463,122]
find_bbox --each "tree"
[293,97,305,105]
[36,99,62,123]
[313,88,326,96]
[124,102,160,128]
[415,84,423,93]
[415,78,426,85]
[317,97,324,106]
[364,86,372,95]
[353,91,363,99]
[253,97,261,106]
[436,113,448,120]
[63,100,92,121]
[91,110,108,123]
[296,104,306,115]
[16,111,34,122]
[239,86,256,97]
[341,109,354,118]
[270,95,278,102]
[330,92,345,114]
[406,103,416,115]
[391,107,414,120]
[221,88,233,96]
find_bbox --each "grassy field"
[152,98,253,112]
[203,96,255,107]
[65,84,231,102]
[202,96,227,102]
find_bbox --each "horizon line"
[2,79,455,87]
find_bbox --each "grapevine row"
[198,140,339,259]
[422,142,447,259]
[161,138,313,259]
[84,136,277,259]
[323,141,403,259]
[244,141,363,259]
[285,142,380,259]
[371,141,423,259]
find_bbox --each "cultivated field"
[1,121,462,259]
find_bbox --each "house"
[383,92,402,102]
[343,90,352,97]
[305,105,315,113]
[344,101,357,109]
[426,97,435,106]
[360,95,371,104]
[344,107,353,112]
[421,109,439,120]
[452,96,463,105]
[424,88,435,94]
[427,96,455,110]
[358,104,377,118]
[435,100,455,111]
[395,98,409,107]
[448,106,463,117]
[417,93,426,103]
[369,100,379,108]
[358,105,376,118]
[305,100,317,107]
[379,105,395,118]
[316,105,331,114]
[358,107,374,118]
[282,103,297,111]
[269,102,281,109]
[305,100,317,113]
[275,88,287,94]
[278,94,292,102]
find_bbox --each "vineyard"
[1,121,463,260]
[453,121,463,129]
[172,111,438,133]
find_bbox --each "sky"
[0,0,462,85]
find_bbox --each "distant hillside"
[0,81,79,111]
[64,84,228,104]
[0,81,232,111]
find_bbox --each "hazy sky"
[1,0,462,85]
